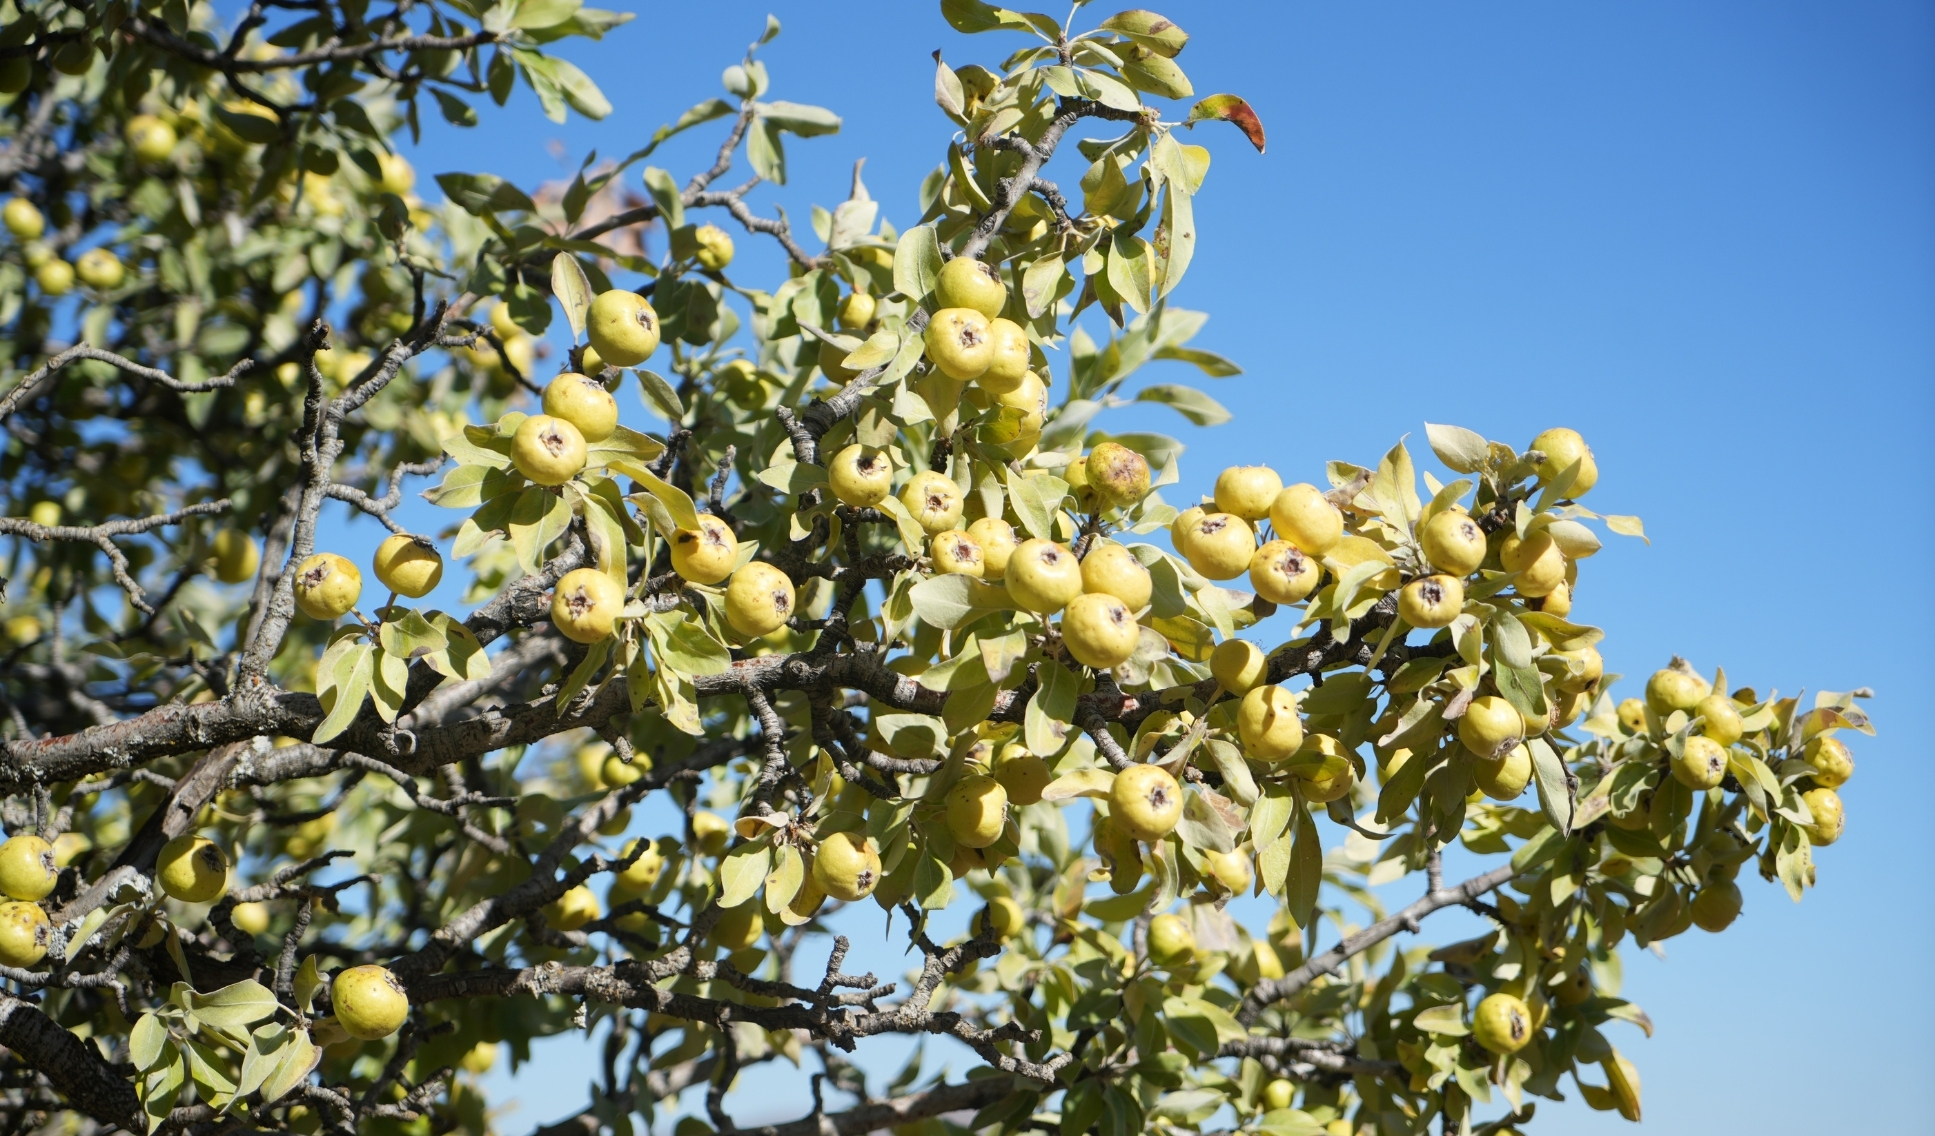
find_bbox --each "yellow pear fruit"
[1698,694,1744,746]
[899,470,964,534]
[976,896,1025,940]
[1290,735,1355,802]
[967,517,1018,579]
[1398,574,1464,629]
[1147,912,1195,966]
[1646,658,1711,714]
[828,444,894,508]
[1498,530,1565,597]
[542,373,619,443]
[945,774,1008,849]
[1689,880,1742,932]
[1270,483,1343,555]
[1537,579,1573,618]
[1204,848,1253,894]
[375,152,415,196]
[511,414,588,486]
[230,901,271,935]
[617,838,664,889]
[1420,509,1487,576]
[1472,992,1533,1054]
[1528,427,1598,497]
[929,530,985,577]
[34,259,74,296]
[1170,504,1206,553]
[544,884,599,931]
[550,567,625,643]
[0,901,50,968]
[1672,735,1729,790]
[1237,685,1304,761]
[811,831,882,901]
[211,528,260,584]
[1006,539,1084,614]
[1458,696,1523,760]
[0,835,57,901]
[293,553,361,620]
[1616,698,1649,734]
[3,197,44,240]
[1473,743,1532,800]
[1249,540,1322,604]
[1183,513,1255,580]
[1262,1079,1295,1111]
[1214,465,1282,521]
[1080,541,1151,610]
[923,307,994,380]
[978,317,1031,393]
[157,835,229,903]
[691,812,731,855]
[933,255,1007,318]
[669,514,738,584]
[709,903,763,950]
[724,562,795,638]
[76,247,124,290]
[1060,592,1140,670]
[836,291,876,330]
[1801,736,1853,789]
[1211,639,1268,695]
[586,290,660,367]
[1110,764,1182,841]
[673,222,734,270]
[1800,787,1844,845]
[333,964,410,1040]
[372,534,443,599]
[1085,442,1151,509]
[993,744,1050,806]
[461,1041,499,1075]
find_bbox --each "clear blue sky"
[350,2,1933,1131]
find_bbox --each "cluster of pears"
[4,197,127,296]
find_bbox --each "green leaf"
[1134,383,1228,426]
[260,1029,317,1104]
[1004,468,1068,540]
[634,368,685,421]
[610,459,699,531]
[894,225,942,300]
[293,957,322,1012]
[908,574,1017,630]
[873,494,929,554]
[1414,1003,1469,1036]
[1106,231,1154,315]
[435,172,536,215]
[1101,10,1190,56]
[555,636,610,709]
[646,611,731,676]
[378,609,448,660]
[1152,344,1241,377]
[1177,788,1235,853]
[1026,660,1079,756]
[551,253,593,342]
[313,645,372,744]
[757,100,841,137]
[1122,51,1193,100]
[1286,802,1322,927]
[1603,514,1649,543]
[1423,423,1489,471]
[718,837,773,908]
[234,1022,292,1106]
[510,0,581,30]
[1184,94,1267,153]
[130,1013,169,1072]
[940,0,1045,34]
[640,166,684,231]
[1528,737,1573,834]
[507,485,573,573]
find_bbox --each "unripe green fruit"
[929,530,985,577]
[977,896,1025,940]
[1499,530,1565,597]
[675,223,734,270]
[545,885,599,930]
[1689,880,1742,932]
[0,835,57,901]
[157,835,229,903]
[1472,992,1533,1054]
[1458,696,1523,760]
[34,259,73,295]
[230,901,271,935]
[818,339,859,383]
[1646,658,1711,714]
[75,248,124,290]
[1204,847,1253,894]
[812,831,881,901]
[1214,465,1281,521]
[333,964,409,1039]
[836,291,875,330]
[1085,442,1151,508]
[372,534,443,598]
[585,290,660,367]
[1079,541,1151,610]
[967,517,1018,579]
[512,414,588,487]
[1800,787,1844,845]
[550,567,625,643]
[1006,539,1083,614]
[1147,912,1195,965]
[1554,968,1593,1008]
[462,1041,499,1074]
[1801,736,1853,789]
[933,256,1006,318]
[693,812,731,855]
[923,307,993,380]
[1060,592,1140,670]
[1262,1079,1295,1111]
[293,553,362,620]
[1528,427,1598,497]
[51,41,95,75]
[1110,764,1182,842]
[992,743,1049,806]
[669,514,738,584]
[0,901,50,968]
[1672,735,1729,790]
[724,561,795,638]
[1473,743,1532,800]
[1249,540,1321,605]
[977,317,1031,393]
[1211,639,1268,694]
[828,444,894,508]
[1183,512,1255,580]
[3,198,44,240]
[211,528,259,584]
[710,902,762,950]
[616,838,664,889]
[899,470,964,535]
[945,773,1007,849]
[1420,510,1487,576]
[1398,574,1464,629]
[1698,693,1744,746]
[1270,483,1343,556]
[542,373,618,443]
[1238,684,1304,760]
[1092,814,1144,893]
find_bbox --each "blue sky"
[327,1,1934,1131]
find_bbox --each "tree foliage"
[0,3,1873,1135]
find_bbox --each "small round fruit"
[542,373,619,443]
[1238,685,1304,761]
[724,562,795,638]
[586,290,660,367]
[1060,593,1140,670]
[28,500,58,527]
[1698,694,1744,746]
[710,903,762,950]
[899,470,964,535]
[1458,696,1523,760]
[1550,688,1592,731]
[973,368,1046,456]
[1554,968,1594,1008]
[0,835,57,901]
[1801,736,1854,789]
[545,885,599,931]
[836,291,876,330]
[829,444,893,508]
[375,152,415,196]
[818,340,859,382]
[1537,579,1573,618]
[1214,465,1281,521]
[1249,540,1322,604]
[692,812,731,855]
[1211,640,1268,695]
[669,514,739,584]
[1147,912,1195,965]
[156,835,229,903]
[1080,542,1151,610]
[946,774,1008,849]
[462,1041,499,1074]
[688,223,734,270]
[812,831,881,901]
[34,259,73,295]
[230,901,271,935]
[930,530,985,577]
[1110,764,1183,842]
[333,965,409,1040]
[3,198,44,240]
[933,256,1007,318]
[1085,442,1151,509]
[211,528,260,584]
[372,535,443,599]
[1554,646,1605,692]
[1170,505,1206,552]
[924,307,994,380]
[1472,992,1533,1054]
[1006,539,1084,614]
[1183,513,1255,581]
[1270,484,1343,556]
[293,553,361,620]
[0,902,50,968]
[1800,787,1844,845]
[993,744,1049,806]
[1689,880,1742,932]
[1262,1079,1295,1111]
[1499,530,1565,598]
[977,896,1025,940]
[1617,698,1650,734]
[968,517,1018,579]
[1672,735,1729,791]
[1473,744,1532,801]
[978,317,1031,393]
[1204,848,1253,894]
[1398,575,1464,629]
[75,247,124,290]
[1420,510,1487,576]
[511,415,587,486]
[616,838,664,889]
[1646,659,1711,714]
[550,567,625,643]
[1528,428,1598,497]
